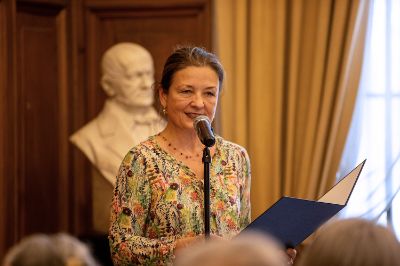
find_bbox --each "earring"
[162,107,167,115]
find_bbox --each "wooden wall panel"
[0,0,212,259]
[0,0,9,259]
[1,0,20,259]
[15,2,70,235]
[83,0,212,118]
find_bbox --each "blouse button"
[170,183,179,190]
[127,170,133,177]
[229,197,236,205]
[177,203,184,210]
[122,207,132,216]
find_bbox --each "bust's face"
[105,47,155,107]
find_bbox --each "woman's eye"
[206,91,216,97]
[180,89,192,94]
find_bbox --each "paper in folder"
[243,160,366,248]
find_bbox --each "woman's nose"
[191,93,205,107]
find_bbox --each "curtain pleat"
[215,0,369,219]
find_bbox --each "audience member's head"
[3,234,64,266]
[174,232,287,266]
[3,233,98,266]
[51,233,98,266]
[297,218,400,266]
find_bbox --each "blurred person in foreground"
[174,232,288,266]
[3,233,98,266]
[297,218,400,266]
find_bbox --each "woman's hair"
[174,232,287,266]
[160,46,224,93]
[297,218,400,266]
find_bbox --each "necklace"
[158,133,201,159]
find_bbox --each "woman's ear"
[159,87,167,108]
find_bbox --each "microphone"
[193,115,216,147]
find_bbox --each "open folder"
[243,160,366,248]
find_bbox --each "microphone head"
[193,115,215,147]
[193,115,210,127]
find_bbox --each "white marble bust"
[70,43,166,231]
[70,42,166,185]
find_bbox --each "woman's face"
[160,66,219,131]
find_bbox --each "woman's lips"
[186,112,203,119]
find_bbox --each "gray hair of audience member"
[51,233,99,266]
[3,233,98,266]
[297,218,400,266]
[174,232,287,266]
[3,234,64,266]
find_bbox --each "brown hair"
[297,218,400,266]
[160,46,224,93]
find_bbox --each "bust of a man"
[70,42,166,185]
[70,43,166,231]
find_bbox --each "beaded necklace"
[158,133,201,159]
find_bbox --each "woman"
[109,46,298,265]
[108,46,250,265]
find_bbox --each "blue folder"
[243,160,366,248]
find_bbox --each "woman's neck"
[160,124,203,151]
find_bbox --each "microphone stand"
[202,146,211,239]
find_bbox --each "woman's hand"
[175,234,224,251]
[175,235,204,250]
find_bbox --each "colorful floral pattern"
[109,135,251,265]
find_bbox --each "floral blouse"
[109,135,251,265]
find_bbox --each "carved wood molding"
[85,0,208,9]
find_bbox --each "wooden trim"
[16,0,67,7]
[86,0,207,9]
[69,0,92,235]
[56,8,70,231]
[0,0,6,259]
[0,0,19,258]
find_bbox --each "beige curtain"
[214,0,370,219]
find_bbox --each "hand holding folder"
[243,160,366,248]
